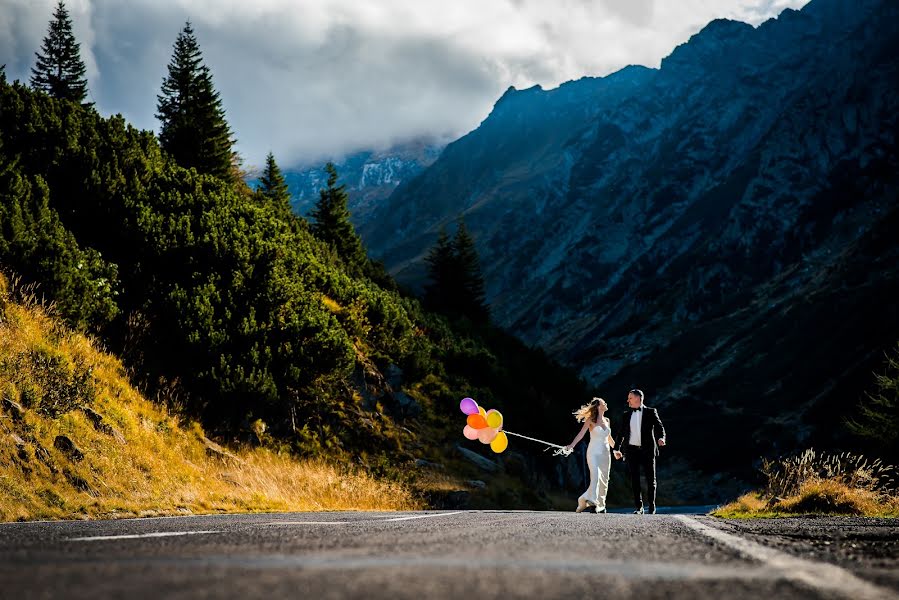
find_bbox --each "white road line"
[264,521,352,526]
[265,512,466,526]
[68,530,220,542]
[381,511,465,522]
[674,516,897,600]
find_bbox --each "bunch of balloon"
[459,397,508,453]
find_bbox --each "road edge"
[674,515,896,600]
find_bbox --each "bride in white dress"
[564,397,616,513]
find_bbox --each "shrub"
[715,449,899,517]
[0,345,97,418]
[761,448,896,499]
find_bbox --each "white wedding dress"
[579,420,611,512]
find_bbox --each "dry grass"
[411,468,470,494]
[0,276,420,522]
[714,492,774,518]
[775,479,897,515]
[713,449,899,518]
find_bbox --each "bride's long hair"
[573,397,606,424]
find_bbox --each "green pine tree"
[259,152,291,210]
[309,163,368,275]
[156,22,235,181]
[847,343,899,461]
[423,220,489,323]
[451,219,489,323]
[29,1,91,106]
[424,226,455,314]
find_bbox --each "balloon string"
[503,430,572,456]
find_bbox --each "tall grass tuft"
[762,449,897,499]
[714,448,899,518]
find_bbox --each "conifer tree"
[423,219,489,323]
[848,344,899,460]
[309,163,368,274]
[424,227,455,314]
[156,22,234,181]
[259,152,291,209]
[30,1,91,105]
[452,220,489,323]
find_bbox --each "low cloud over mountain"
[1,0,808,167]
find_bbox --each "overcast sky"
[1,0,809,169]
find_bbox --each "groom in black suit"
[613,389,666,514]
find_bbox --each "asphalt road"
[1,510,897,600]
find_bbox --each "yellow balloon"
[485,410,503,429]
[478,406,487,417]
[490,431,508,454]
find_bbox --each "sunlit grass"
[714,482,899,518]
[713,449,899,518]
[0,276,420,522]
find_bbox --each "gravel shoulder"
[703,516,899,591]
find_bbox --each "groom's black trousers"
[625,444,656,510]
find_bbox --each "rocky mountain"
[359,0,899,489]
[255,139,444,223]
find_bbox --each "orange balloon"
[467,414,488,429]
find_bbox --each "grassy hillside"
[0,73,599,512]
[0,274,419,521]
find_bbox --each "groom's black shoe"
[648,506,657,514]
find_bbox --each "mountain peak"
[661,18,755,71]
[699,17,755,36]
[494,83,544,104]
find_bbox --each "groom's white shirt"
[629,406,643,447]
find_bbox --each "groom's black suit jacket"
[616,406,666,458]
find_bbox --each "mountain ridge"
[248,139,445,224]
[357,0,899,480]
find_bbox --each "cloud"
[0,0,811,168]
[599,0,656,27]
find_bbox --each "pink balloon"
[463,425,479,440]
[478,427,499,444]
[460,397,479,415]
